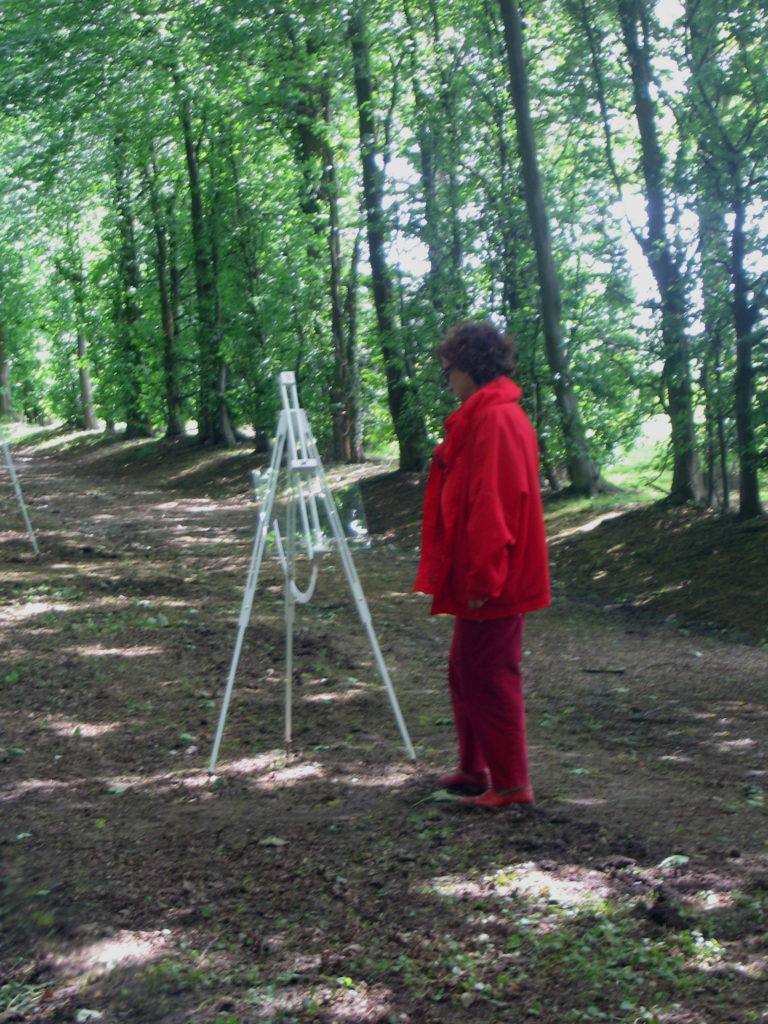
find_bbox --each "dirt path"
[1,438,767,1023]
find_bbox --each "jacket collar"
[439,376,522,466]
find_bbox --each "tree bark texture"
[176,77,226,445]
[111,138,153,439]
[0,325,11,419]
[146,161,186,438]
[289,48,362,462]
[54,241,99,432]
[349,5,428,472]
[498,0,602,495]
[617,0,703,505]
[729,183,763,516]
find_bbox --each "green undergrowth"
[4,873,765,1023]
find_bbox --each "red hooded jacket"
[413,376,551,620]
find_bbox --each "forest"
[2,2,768,1022]
[0,0,766,512]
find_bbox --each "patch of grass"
[0,981,50,1016]
[606,420,672,494]
[514,907,721,1020]
[350,866,750,1021]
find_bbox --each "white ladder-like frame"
[209,372,415,773]
[1,421,39,556]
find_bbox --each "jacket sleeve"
[463,410,529,602]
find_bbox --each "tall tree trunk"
[617,0,702,505]
[488,89,527,330]
[146,161,185,438]
[289,40,362,462]
[0,325,11,418]
[730,180,763,516]
[342,231,363,461]
[76,326,98,431]
[695,158,731,510]
[176,75,225,445]
[402,1,468,332]
[349,4,429,472]
[54,237,99,431]
[684,0,762,515]
[207,163,237,449]
[111,138,153,439]
[328,153,363,462]
[498,0,602,495]
[228,151,273,452]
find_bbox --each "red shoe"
[438,770,490,794]
[461,785,535,809]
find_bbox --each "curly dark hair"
[437,321,517,386]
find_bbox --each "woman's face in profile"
[444,366,478,404]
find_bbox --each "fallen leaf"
[431,789,462,802]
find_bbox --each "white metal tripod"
[208,372,416,773]
[1,421,39,556]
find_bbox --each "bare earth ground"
[1,433,767,1024]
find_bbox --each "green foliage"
[0,0,765,500]
[0,982,50,1016]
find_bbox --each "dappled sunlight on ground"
[558,794,609,807]
[52,928,173,975]
[68,644,165,657]
[256,759,326,787]
[547,508,631,543]
[208,752,297,778]
[0,598,71,622]
[209,752,415,791]
[2,434,766,1023]
[302,683,370,704]
[419,862,611,911]
[486,862,612,906]
[415,874,486,900]
[45,717,122,739]
[1,777,73,801]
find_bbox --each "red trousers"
[448,614,529,790]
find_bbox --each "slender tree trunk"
[289,45,362,462]
[343,231,364,461]
[146,162,185,438]
[684,0,762,514]
[207,168,237,449]
[730,182,763,516]
[228,151,273,452]
[176,76,225,444]
[617,0,702,505]
[349,4,429,472]
[695,157,731,510]
[76,327,97,430]
[328,151,363,462]
[498,0,602,494]
[54,239,99,431]
[488,92,526,329]
[402,1,467,332]
[0,325,11,418]
[111,138,153,439]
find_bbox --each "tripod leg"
[282,484,298,751]
[208,515,269,773]
[284,590,295,750]
[2,434,39,556]
[319,487,417,761]
[208,423,287,774]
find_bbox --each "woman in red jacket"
[414,321,551,808]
